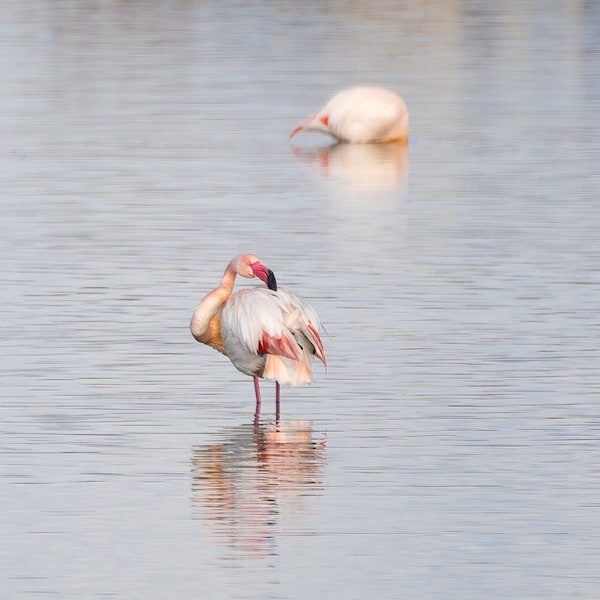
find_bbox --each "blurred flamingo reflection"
[191,420,327,558]
[291,141,408,194]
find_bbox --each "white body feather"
[221,287,324,386]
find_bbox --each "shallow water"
[2,1,600,598]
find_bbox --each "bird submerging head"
[290,86,409,144]
[190,254,327,420]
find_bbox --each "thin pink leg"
[275,381,281,423]
[253,375,262,423]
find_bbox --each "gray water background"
[2,1,600,598]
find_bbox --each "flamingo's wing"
[222,287,327,386]
[276,289,327,367]
[326,87,408,143]
[221,288,302,361]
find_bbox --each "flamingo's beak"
[251,261,277,291]
[266,269,277,291]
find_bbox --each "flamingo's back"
[325,87,409,143]
[221,287,326,385]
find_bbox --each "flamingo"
[190,254,326,419]
[290,86,409,144]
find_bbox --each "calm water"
[2,1,600,598]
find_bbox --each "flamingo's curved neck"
[190,264,237,349]
[219,264,237,292]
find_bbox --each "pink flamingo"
[190,254,326,419]
[290,86,409,144]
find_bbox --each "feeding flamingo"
[290,86,409,144]
[190,254,326,419]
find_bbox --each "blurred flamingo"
[290,86,409,144]
[190,254,326,419]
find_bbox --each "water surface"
[2,1,600,598]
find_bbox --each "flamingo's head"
[290,113,330,139]
[232,254,277,291]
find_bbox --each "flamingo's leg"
[275,381,281,423]
[253,375,262,423]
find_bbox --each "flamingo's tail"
[263,355,312,386]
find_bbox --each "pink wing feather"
[257,331,302,362]
[220,287,326,385]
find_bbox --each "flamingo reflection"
[291,142,408,193]
[191,420,327,559]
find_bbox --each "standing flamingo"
[190,254,326,419]
[290,86,409,144]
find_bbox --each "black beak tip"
[267,269,277,291]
